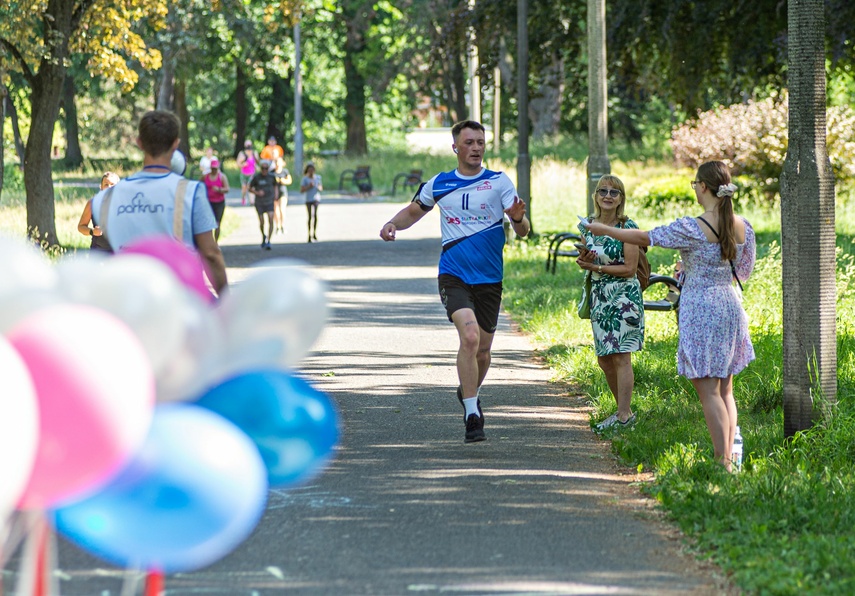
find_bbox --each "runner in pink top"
[236,140,258,205]
[201,158,230,240]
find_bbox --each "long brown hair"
[696,161,737,261]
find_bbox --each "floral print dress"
[578,218,645,357]
[648,216,756,378]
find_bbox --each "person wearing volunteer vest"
[91,110,228,295]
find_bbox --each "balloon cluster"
[0,234,338,574]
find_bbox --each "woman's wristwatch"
[597,265,603,274]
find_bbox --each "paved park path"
[47,190,734,595]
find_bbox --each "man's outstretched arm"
[195,230,228,295]
[380,202,428,241]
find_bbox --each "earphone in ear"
[453,147,458,154]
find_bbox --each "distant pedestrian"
[77,171,119,252]
[260,136,284,165]
[237,140,258,206]
[199,146,215,176]
[201,158,230,241]
[273,160,292,236]
[248,160,278,250]
[379,120,530,443]
[300,162,322,243]
[582,160,755,471]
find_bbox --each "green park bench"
[546,232,681,312]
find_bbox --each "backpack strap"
[174,179,189,240]
[697,216,743,291]
[98,186,116,233]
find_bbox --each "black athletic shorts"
[255,201,274,215]
[209,201,225,226]
[438,274,502,333]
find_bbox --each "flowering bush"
[670,94,855,200]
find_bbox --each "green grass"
[501,159,855,594]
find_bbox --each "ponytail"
[718,196,736,261]
[696,161,737,261]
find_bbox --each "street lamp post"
[294,17,304,178]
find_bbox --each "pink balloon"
[121,236,214,304]
[8,304,155,509]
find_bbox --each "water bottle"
[732,426,743,471]
[675,259,685,287]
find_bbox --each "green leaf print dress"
[578,218,645,356]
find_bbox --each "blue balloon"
[53,404,267,573]
[195,370,339,488]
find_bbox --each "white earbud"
[453,147,458,154]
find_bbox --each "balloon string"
[119,570,144,596]
[144,569,165,596]
[34,520,47,596]
[0,512,39,568]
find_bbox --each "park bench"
[392,169,423,195]
[545,232,681,312]
[339,165,372,192]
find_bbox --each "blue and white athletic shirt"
[91,170,217,251]
[417,167,518,285]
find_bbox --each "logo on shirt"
[116,193,165,215]
[476,181,492,191]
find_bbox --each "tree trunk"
[266,74,290,152]
[62,74,83,168]
[779,0,837,437]
[174,77,190,160]
[343,53,367,155]
[6,93,26,169]
[529,51,564,139]
[447,53,468,123]
[157,52,175,111]
[0,80,6,198]
[234,63,248,157]
[25,0,74,247]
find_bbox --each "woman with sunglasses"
[583,161,755,471]
[576,175,645,432]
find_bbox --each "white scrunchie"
[716,183,737,198]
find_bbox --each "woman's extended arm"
[584,222,651,247]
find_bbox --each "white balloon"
[216,261,328,376]
[54,252,109,305]
[0,289,63,334]
[0,236,57,298]
[171,150,187,175]
[156,293,225,402]
[58,254,188,374]
[0,337,39,524]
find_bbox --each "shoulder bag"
[696,216,744,291]
[620,221,650,290]
[577,271,592,319]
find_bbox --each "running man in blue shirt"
[380,120,530,443]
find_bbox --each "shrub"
[670,93,855,200]
[633,172,764,210]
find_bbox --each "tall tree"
[62,73,83,168]
[779,0,837,436]
[0,0,163,246]
[335,0,375,154]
